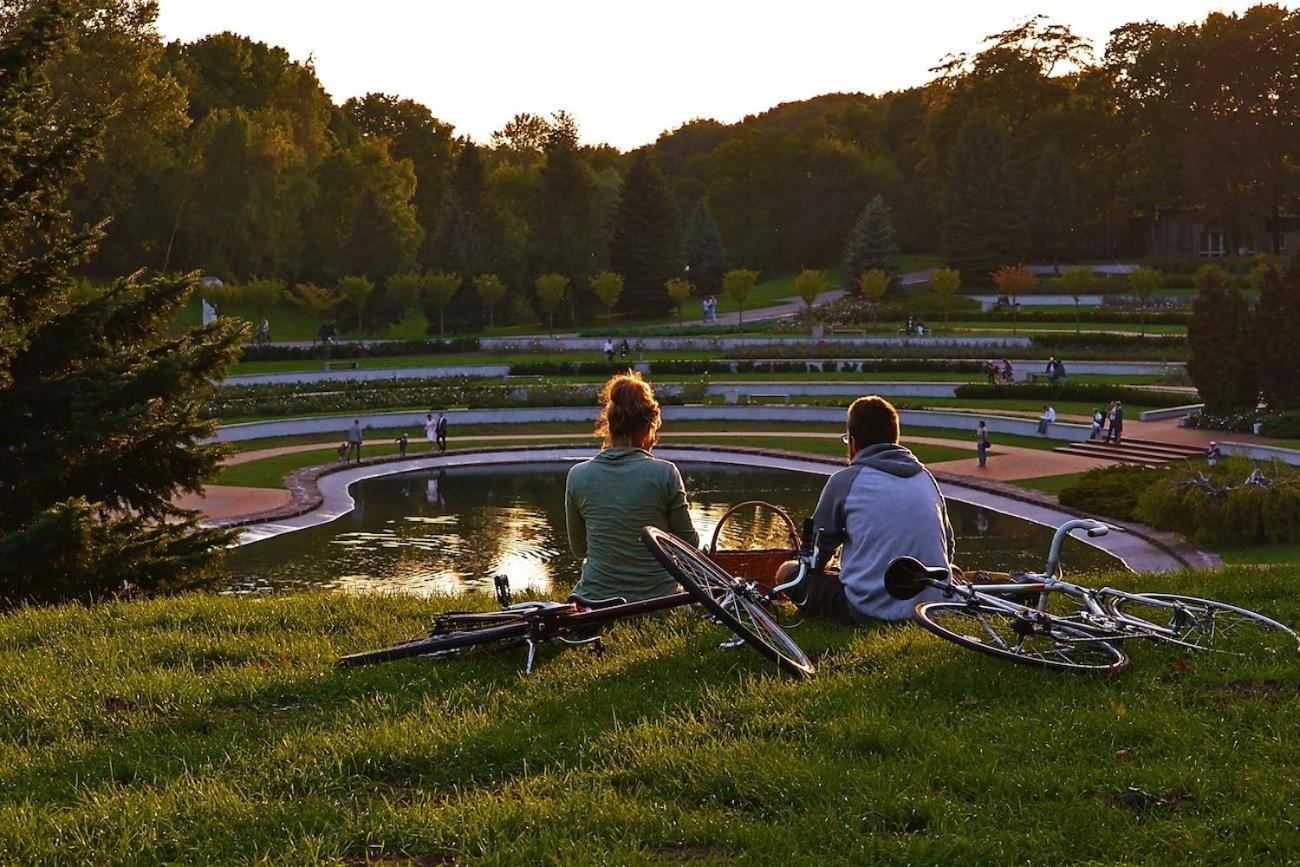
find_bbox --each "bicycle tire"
[915,600,1128,674]
[1105,592,1300,655]
[641,526,814,679]
[337,620,530,668]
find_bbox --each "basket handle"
[707,500,800,556]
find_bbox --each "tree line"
[5,2,1298,332]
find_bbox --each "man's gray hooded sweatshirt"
[811,443,954,621]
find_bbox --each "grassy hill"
[0,564,1296,863]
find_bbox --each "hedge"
[1031,333,1187,352]
[953,383,1191,408]
[238,338,480,363]
[208,379,608,419]
[508,358,985,377]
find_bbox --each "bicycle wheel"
[337,619,530,668]
[915,600,1128,674]
[1105,593,1299,656]
[641,526,814,679]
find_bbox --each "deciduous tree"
[588,271,624,327]
[793,269,826,312]
[929,267,962,332]
[723,268,759,326]
[1126,266,1161,337]
[664,277,693,323]
[1055,266,1092,333]
[420,272,461,335]
[534,273,568,333]
[990,265,1037,332]
[386,271,423,318]
[473,273,506,329]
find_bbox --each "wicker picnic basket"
[706,500,801,592]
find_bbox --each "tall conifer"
[0,3,245,603]
[842,194,899,291]
[941,113,1026,285]
[609,151,679,317]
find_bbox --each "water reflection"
[220,463,1116,597]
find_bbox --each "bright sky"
[156,0,1258,149]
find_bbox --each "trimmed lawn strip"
[1,566,1297,862]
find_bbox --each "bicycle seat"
[568,593,629,610]
[885,557,950,600]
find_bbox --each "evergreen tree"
[941,113,1026,286]
[842,194,899,292]
[537,112,599,315]
[1187,266,1256,413]
[1027,142,1078,270]
[609,150,679,317]
[680,200,727,295]
[0,3,245,603]
[1256,259,1300,410]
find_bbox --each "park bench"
[503,374,547,385]
[831,328,868,337]
[747,392,791,405]
[323,361,359,371]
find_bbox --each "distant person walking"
[1207,441,1221,467]
[603,338,615,362]
[976,421,989,468]
[425,413,438,451]
[436,412,448,453]
[347,419,363,463]
[395,432,408,458]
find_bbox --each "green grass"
[1217,543,1300,566]
[1,565,1297,862]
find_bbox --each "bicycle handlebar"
[1045,518,1109,579]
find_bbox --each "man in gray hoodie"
[788,395,953,623]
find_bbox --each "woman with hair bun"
[565,371,699,601]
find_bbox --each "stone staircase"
[1052,437,1205,467]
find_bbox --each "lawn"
[1,564,1296,863]
[1217,543,1300,566]
[1012,472,1088,497]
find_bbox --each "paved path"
[174,485,292,520]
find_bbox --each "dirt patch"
[1198,679,1287,703]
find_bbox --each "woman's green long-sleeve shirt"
[565,447,699,601]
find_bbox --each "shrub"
[1057,465,1162,522]
[1134,459,1300,546]
[1261,410,1300,439]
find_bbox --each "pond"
[220,463,1117,597]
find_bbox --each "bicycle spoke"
[1107,593,1298,656]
